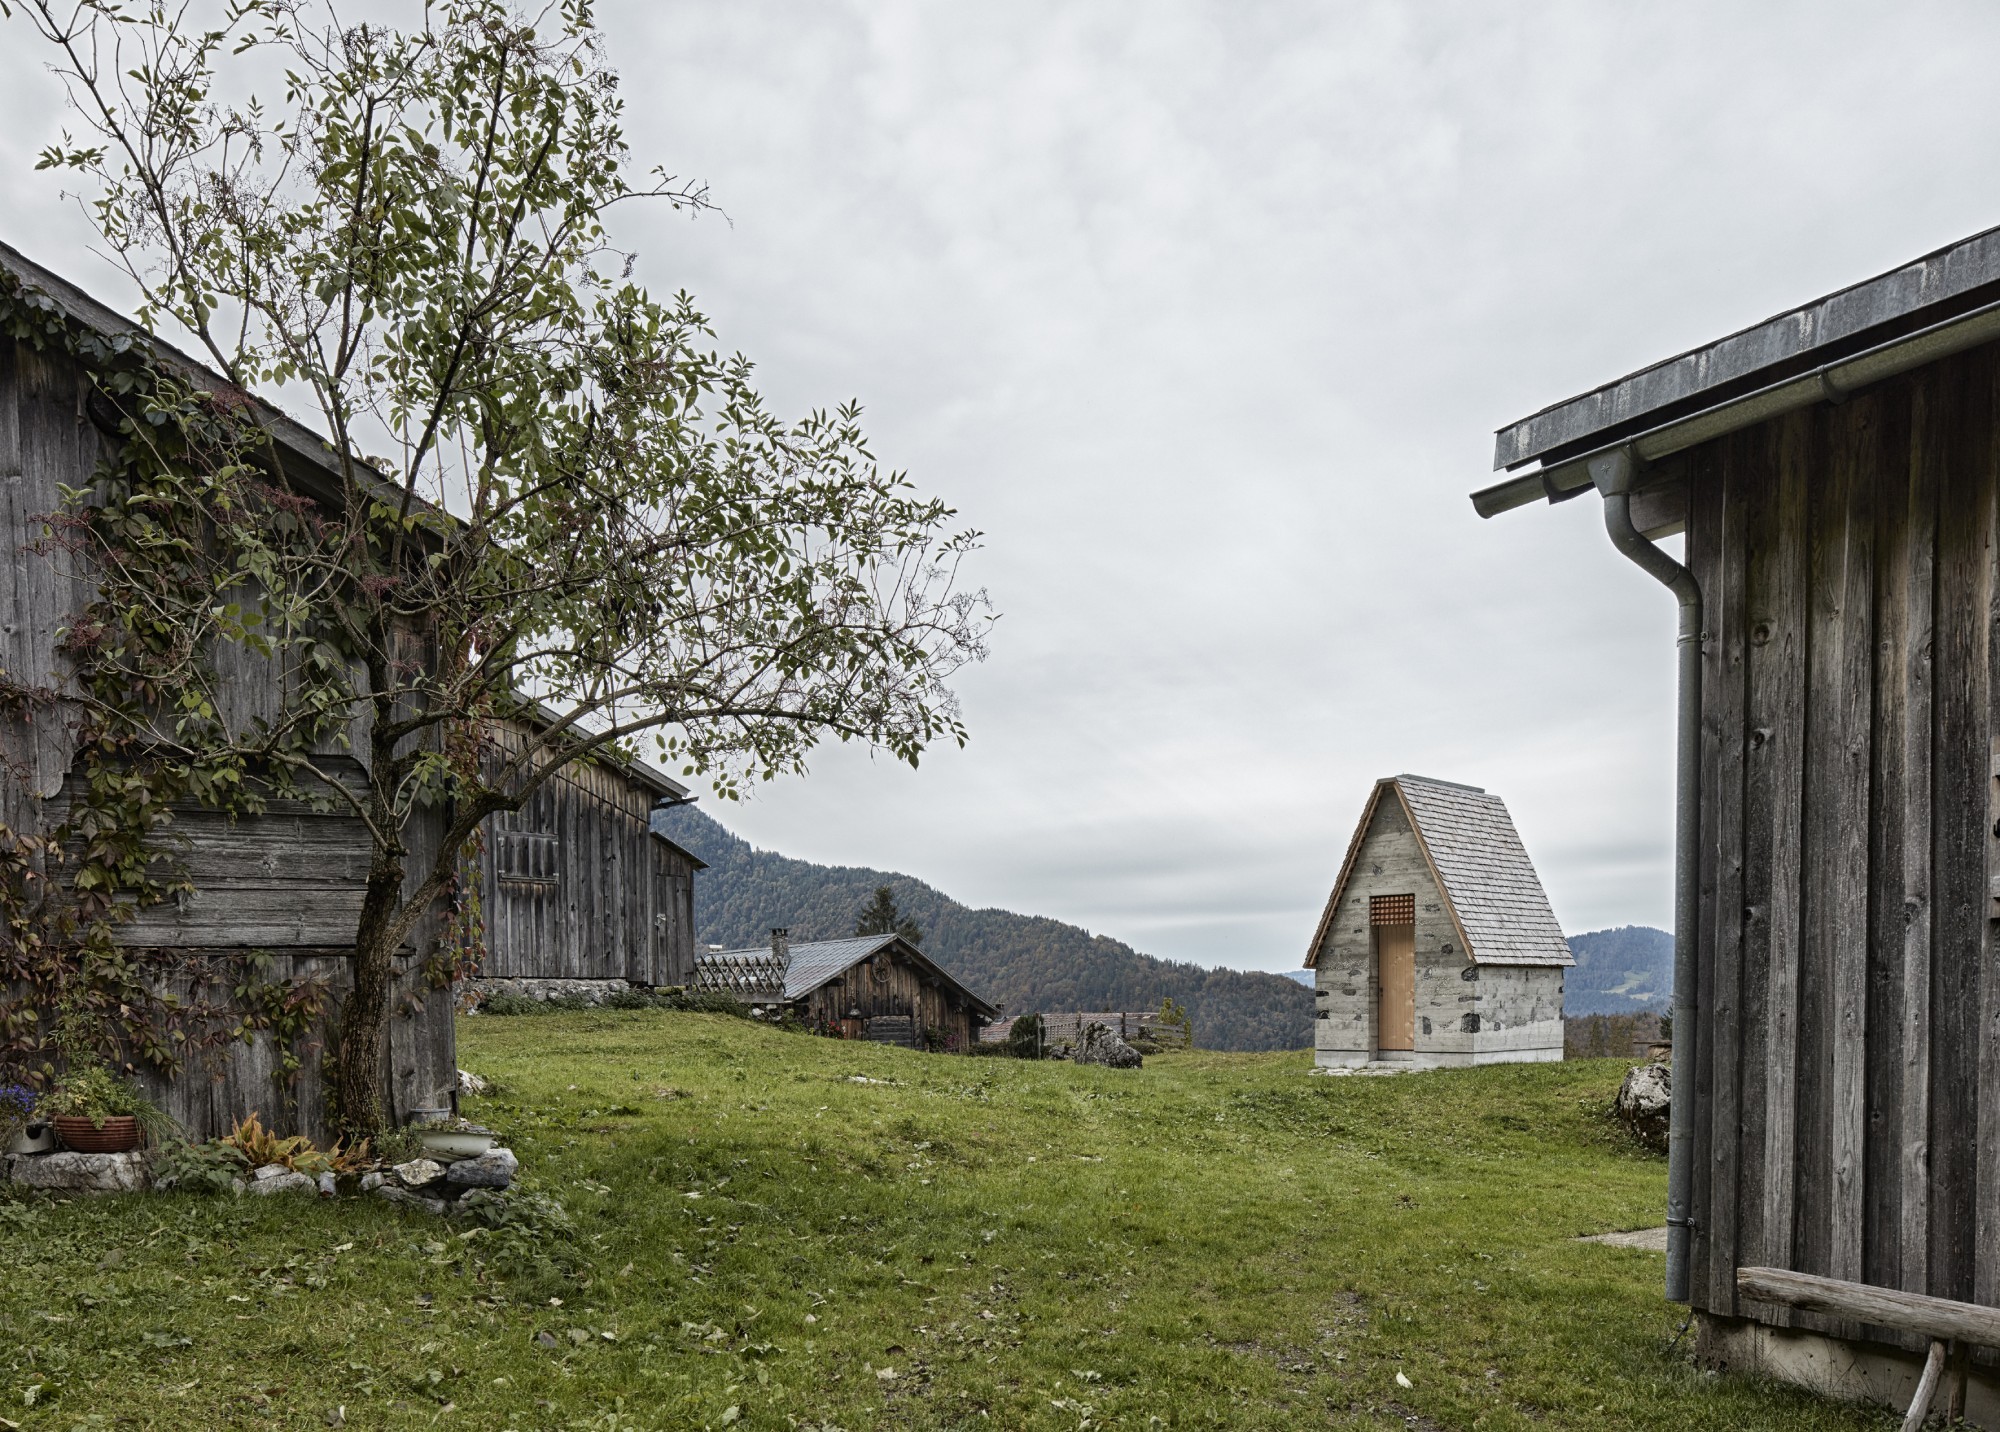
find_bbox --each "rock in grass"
[371,1184,447,1216]
[392,1158,446,1189]
[445,1147,517,1189]
[248,1168,317,1196]
[1071,1022,1143,1070]
[1615,1061,1671,1152]
[6,1150,149,1194]
[457,1069,489,1096]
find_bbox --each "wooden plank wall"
[0,336,99,833]
[0,334,457,1142]
[800,951,985,1051]
[1683,339,2000,1344]
[477,723,697,987]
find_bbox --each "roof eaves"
[1491,222,2000,471]
[0,239,379,503]
[1303,779,1392,969]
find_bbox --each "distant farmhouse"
[695,931,997,1050]
[1304,775,1570,1070]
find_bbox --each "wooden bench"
[1738,1266,2000,1430]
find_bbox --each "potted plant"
[41,1066,171,1153]
[1,1084,53,1155]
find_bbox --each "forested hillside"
[1564,925,1672,1015]
[656,807,1313,1051]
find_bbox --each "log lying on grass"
[1736,1266,1989,1431]
[1736,1267,2000,1347]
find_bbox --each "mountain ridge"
[655,805,1313,1051]
[1563,925,1672,1015]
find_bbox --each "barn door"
[1375,922,1416,1053]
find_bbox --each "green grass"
[0,1013,1898,1430]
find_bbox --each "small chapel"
[1305,774,1571,1070]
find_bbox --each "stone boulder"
[1615,1060,1672,1152]
[370,1184,448,1216]
[6,1150,149,1194]
[391,1157,447,1189]
[247,1166,317,1197]
[445,1147,517,1190]
[1071,1022,1143,1070]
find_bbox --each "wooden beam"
[1737,1266,2000,1347]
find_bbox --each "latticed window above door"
[1369,894,1416,926]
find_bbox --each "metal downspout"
[1588,447,1702,1305]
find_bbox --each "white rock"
[1071,1021,1143,1070]
[317,1172,338,1198]
[249,1168,317,1197]
[392,1158,446,1188]
[1615,1062,1672,1152]
[8,1150,149,1194]
[252,1162,291,1181]
[457,1069,489,1096]
[359,1171,389,1192]
[444,1147,517,1189]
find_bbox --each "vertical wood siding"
[0,334,457,1141]
[476,723,697,987]
[1685,340,2000,1341]
[798,951,984,1051]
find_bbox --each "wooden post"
[1903,1338,1946,1432]
[1946,1338,1968,1423]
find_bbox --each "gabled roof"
[703,933,1000,1019]
[0,238,387,506]
[1304,775,1573,969]
[2,242,713,819]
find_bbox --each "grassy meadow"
[0,1012,1899,1430]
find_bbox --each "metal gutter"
[1472,292,2000,520]
[1588,447,1702,1304]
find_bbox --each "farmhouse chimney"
[770,928,791,970]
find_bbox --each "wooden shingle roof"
[1304,775,1574,969]
[701,934,1000,1019]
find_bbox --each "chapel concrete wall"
[1312,795,1565,1069]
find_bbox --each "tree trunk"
[333,854,408,1142]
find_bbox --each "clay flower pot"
[51,1115,141,1153]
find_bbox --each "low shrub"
[656,988,753,1018]
[454,1188,588,1294]
[151,1138,250,1195]
[477,992,548,1016]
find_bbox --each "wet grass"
[0,1012,1898,1430]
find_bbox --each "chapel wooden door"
[1376,923,1415,1052]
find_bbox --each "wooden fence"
[979,1011,1192,1050]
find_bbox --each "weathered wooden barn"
[471,716,703,995]
[1304,774,1570,1069]
[1476,223,2000,1421]
[695,931,998,1049]
[0,241,457,1141]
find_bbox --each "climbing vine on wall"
[0,272,476,1095]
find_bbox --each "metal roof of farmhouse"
[704,934,1001,1018]
[1305,774,1574,970]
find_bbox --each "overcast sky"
[5,3,2000,973]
